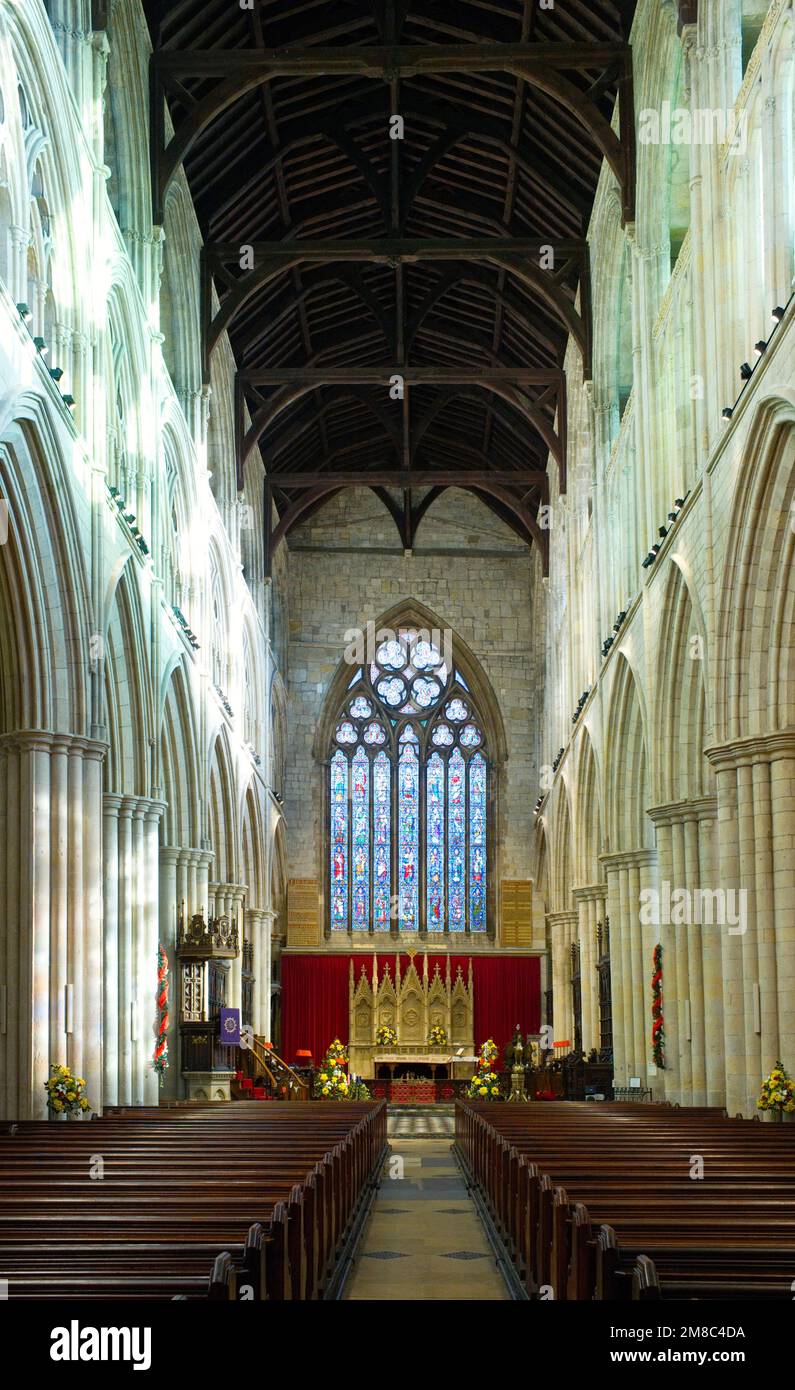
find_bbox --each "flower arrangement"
[466,1066,503,1101]
[376,1024,398,1046]
[327,1038,348,1066]
[45,1065,90,1117]
[428,1023,447,1046]
[313,1038,370,1101]
[466,1039,503,1100]
[757,1061,795,1116]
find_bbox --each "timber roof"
[145,0,637,569]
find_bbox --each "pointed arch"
[714,397,795,743]
[534,816,550,910]
[549,779,574,913]
[270,670,288,799]
[242,780,266,908]
[655,559,714,802]
[604,652,652,852]
[0,413,90,733]
[208,725,238,884]
[159,658,201,847]
[314,597,507,766]
[573,727,604,885]
[104,560,151,797]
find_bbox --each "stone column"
[572,884,606,1055]
[707,733,795,1115]
[177,849,213,920]
[247,906,275,1041]
[158,846,181,1100]
[143,804,165,1104]
[217,884,247,1014]
[547,910,577,1051]
[10,226,30,306]
[102,794,121,1104]
[600,850,656,1089]
[0,733,105,1121]
[104,795,165,1108]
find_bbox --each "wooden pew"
[454,1100,795,1300]
[0,1100,386,1300]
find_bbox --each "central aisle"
[344,1131,510,1301]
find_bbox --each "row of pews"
[455,1100,795,1300]
[0,1100,387,1300]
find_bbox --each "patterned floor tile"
[439,1251,491,1261]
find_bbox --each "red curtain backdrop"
[281,953,540,1065]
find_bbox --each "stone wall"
[284,487,540,889]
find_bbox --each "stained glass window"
[469,753,487,933]
[373,751,391,931]
[351,748,369,931]
[398,745,419,931]
[426,753,445,933]
[327,629,490,932]
[330,751,348,930]
[448,748,466,931]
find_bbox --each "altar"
[348,953,475,1081]
[373,1051,455,1080]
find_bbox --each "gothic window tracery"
[327,628,488,933]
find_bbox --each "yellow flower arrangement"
[376,1024,398,1046]
[466,1049,504,1102]
[757,1060,795,1115]
[44,1064,90,1117]
[428,1023,448,1046]
[313,1040,370,1101]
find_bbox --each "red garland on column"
[153,945,169,1084]
[651,943,665,1068]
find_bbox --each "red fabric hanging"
[281,952,541,1065]
[280,955,350,1065]
[471,955,541,1052]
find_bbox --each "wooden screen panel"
[287,877,320,947]
[501,879,533,945]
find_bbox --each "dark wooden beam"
[266,470,548,488]
[151,42,635,222]
[202,237,590,377]
[242,367,563,385]
[237,367,566,493]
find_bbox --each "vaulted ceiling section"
[146,0,637,573]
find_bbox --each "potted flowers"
[757,1061,795,1120]
[428,1023,448,1047]
[376,1024,398,1046]
[45,1065,90,1118]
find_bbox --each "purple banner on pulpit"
[219,1007,240,1047]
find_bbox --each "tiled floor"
[344,1137,509,1301]
[387,1105,455,1139]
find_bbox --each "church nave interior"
[0,0,793,1348]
